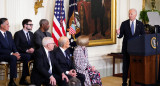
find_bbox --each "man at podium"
[117,8,145,86]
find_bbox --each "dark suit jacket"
[0,31,17,55]
[54,47,75,74]
[118,19,145,53]
[14,29,34,53]
[31,47,63,83]
[33,29,51,50]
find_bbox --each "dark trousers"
[122,52,131,86]
[67,72,85,86]
[0,55,17,78]
[31,74,67,86]
[19,53,32,77]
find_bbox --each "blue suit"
[0,31,17,78]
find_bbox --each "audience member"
[0,18,20,86]
[31,37,69,86]
[54,36,85,86]
[33,19,52,50]
[74,35,102,86]
[14,19,35,85]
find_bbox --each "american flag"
[52,0,66,46]
[69,24,76,34]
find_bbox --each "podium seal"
[151,37,157,49]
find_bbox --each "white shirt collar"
[130,20,136,25]
[23,29,28,34]
[60,47,66,56]
[0,30,6,37]
[44,47,49,58]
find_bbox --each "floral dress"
[74,46,102,86]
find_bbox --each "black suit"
[14,29,34,77]
[54,47,85,86]
[31,47,66,86]
[14,30,34,53]
[118,19,145,86]
[0,31,17,78]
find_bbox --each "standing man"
[117,9,145,86]
[14,19,34,85]
[31,37,69,86]
[0,18,21,86]
[33,19,52,50]
[54,36,85,86]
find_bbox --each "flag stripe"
[52,33,59,46]
[52,25,60,40]
[53,18,62,37]
[52,0,66,46]
[62,19,66,36]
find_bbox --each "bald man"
[117,9,145,86]
[54,36,85,86]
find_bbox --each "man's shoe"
[8,81,17,86]
[19,79,30,85]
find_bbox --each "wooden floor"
[0,76,123,86]
[102,76,122,86]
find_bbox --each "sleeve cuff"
[10,52,13,55]
[66,71,69,75]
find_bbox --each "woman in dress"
[73,35,102,86]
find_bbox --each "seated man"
[54,36,85,86]
[14,19,34,85]
[0,18,20,86]
[33,19,51,50]
[31,37,69,86]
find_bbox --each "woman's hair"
[76,35,89,46]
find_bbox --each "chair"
[0,61,9,86]
[28,60,34,75]
[17,61,23,78]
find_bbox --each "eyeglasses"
[27,24,33,26]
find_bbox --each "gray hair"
[129,8,137,15]
[42,37,54,46]
[58,36,68,47]
[77,35,89,46]
[39,19,48,27]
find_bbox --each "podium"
[127,34,160,86]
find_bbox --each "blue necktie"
[65,51,71,65]
[131,21,134,35]
[26,32,31,45]
[4,33,9,46]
